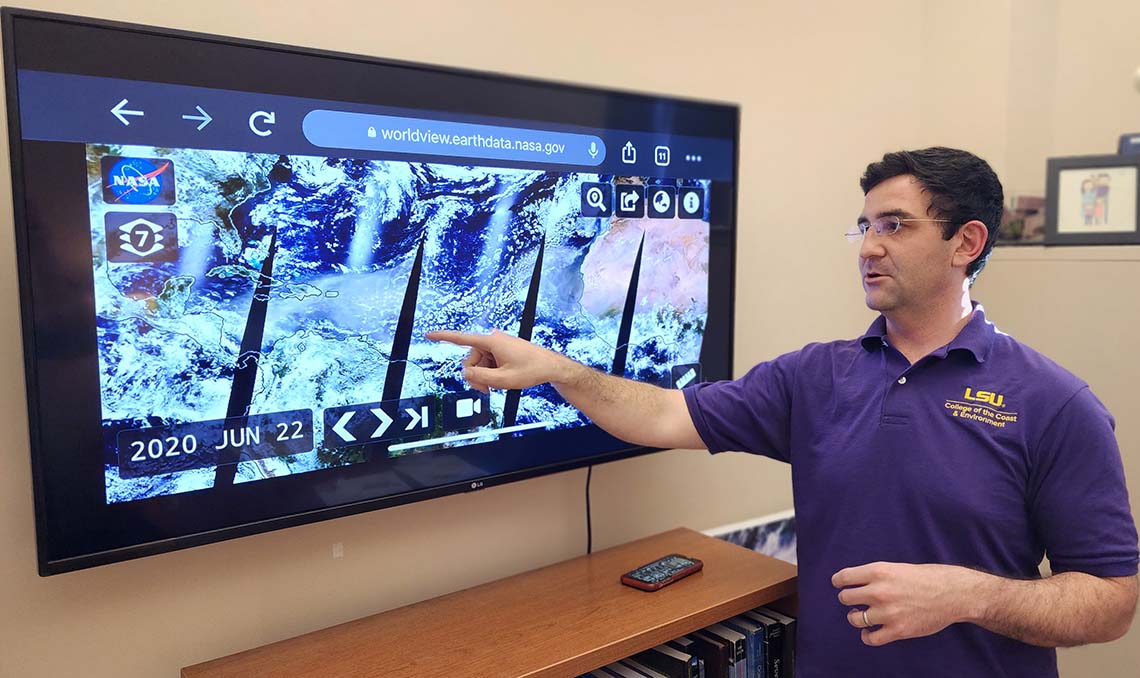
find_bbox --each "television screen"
[2,9,737,574]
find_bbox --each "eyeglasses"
[844,215,952,243]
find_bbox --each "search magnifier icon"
[586,186,606,210]
[580,182,612,216]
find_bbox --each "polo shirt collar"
[858,301,995,363]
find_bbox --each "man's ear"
[952,220,988,270]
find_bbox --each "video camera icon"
[457,397,481,418]
[442,390,492,431]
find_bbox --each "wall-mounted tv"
[2,8,737,575]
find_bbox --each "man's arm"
[426,330,706,450]
[968,570,1137,646]
[832,562,1138,647]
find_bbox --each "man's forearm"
[427,328,706,450]
[962,569,1137,647]
[549,355,701,450]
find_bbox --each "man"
[428,147,1138,676]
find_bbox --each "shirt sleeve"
[681,349,800,463]
[1028,386,1139,577]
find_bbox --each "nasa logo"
[101,156,177,205]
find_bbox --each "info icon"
[580,182,613,217]
[615,184,645,218]
[101,156,176,205]
[105,212,179,263]
[678,187,705,219]
[647,186,676,219]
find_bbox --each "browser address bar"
[301,110,606,166]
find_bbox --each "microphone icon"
[588,141,599,159]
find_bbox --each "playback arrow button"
[331,411,356,443]
[370,407,394,439]
[404,405,430,431]
[322,396,438,450]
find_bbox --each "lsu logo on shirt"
[945,387,1018,428]
[963,387,1005,408]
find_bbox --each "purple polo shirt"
[684,304,1138,677]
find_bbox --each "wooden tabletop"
[182,527,797,677]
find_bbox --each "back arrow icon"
[181,105,213,131]
[332,411,356,442]
[111,99,144,126]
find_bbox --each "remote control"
[620,553,704,591]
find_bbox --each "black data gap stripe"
[383,237,425,404]
[214,226,278,488]
[501,234,545,431]
[373,236,426,461]
[611,231,646,378]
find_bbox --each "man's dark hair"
[860,147,1004,285]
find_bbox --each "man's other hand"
[832,562,978,647]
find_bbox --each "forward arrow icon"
[370,408,394,438]
[181,105,213,131]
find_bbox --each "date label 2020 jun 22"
[115,409,314,478]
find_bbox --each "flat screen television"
[2,8,738,575]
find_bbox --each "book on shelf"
[755,606,797,678]
[703,622,747,678]
[722,614,765,678]
[606,661,655,678]
[631,644,700,678]
[752,606,798,674]
[687,629,734,678]
[743,610,784,678]
[665,636,707,678]
[619,658,670,678]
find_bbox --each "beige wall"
[919,2,1140,674]
[0,1,1135,676]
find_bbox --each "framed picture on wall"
[1045,154,1140,245]
[996,195,1046,246]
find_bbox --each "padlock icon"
[367,126,377,138]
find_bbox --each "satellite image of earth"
[88,145,709,504]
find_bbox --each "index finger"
[425,330,493,349]
[832,563,879,589]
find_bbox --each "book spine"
[721,619,760,678]
[757,608,796,678]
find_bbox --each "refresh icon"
[248,110,276,137]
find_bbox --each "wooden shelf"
[182,527,797,677]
